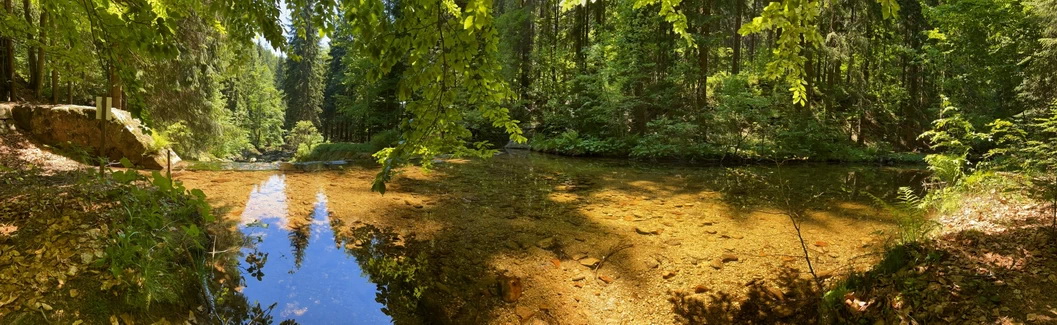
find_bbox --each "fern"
[870,187,937,244]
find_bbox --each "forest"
[1,0,1053,166]
[1,0,1057,323]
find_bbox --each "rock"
[598,275,615,284]
[700,221,713,226]
[515,305,535,319]
[732,234,744,239]
[814,241,829,247]
[720,254,739,262]
[571,275,586,281]
[635,227,662,235]
[8,103,177,169]
[664,239,682,246]
[504,241,520,250]
[766,286,785,300]
[537,237,557,249]
[710,259,724,270]
[704,230,718,234]
[662,271,677,279]
[524,318,549,325]
[579,258,600,267]
[646,258,660,269]
[694,285,709,293]
[499,275,523,303]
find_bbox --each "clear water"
[236,175,392,324]
[182,152,929,324]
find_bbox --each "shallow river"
[177,151,926,324]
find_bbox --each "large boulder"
[4,103,178,169]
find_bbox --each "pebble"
[500,275,523,303]
[710,259,724,270]
[694,285,709,293]
[662,271,677,279]
[766,286,785,300]
[536,237,557,249]
[579,258,600,267]
[642,258,659,268]
[515,306,535,319]
[720,254,739,262]
[635,227,661,235]
[598,275,615,284]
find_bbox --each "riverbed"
[176,151,926,324]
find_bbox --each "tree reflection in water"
[206,175,432,324]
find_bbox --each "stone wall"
[2,102,178,169]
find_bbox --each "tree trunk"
[66,64,73,104]
[4,0,15,101]
[732,0,742,74]
[23,0,39,94]
[35,9,47,98]
[697,0,711,105]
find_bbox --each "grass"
[299,142,378,161]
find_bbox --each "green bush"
[287,121,325,161]
[631,117,715,159]
[104,159,215,309]
[368,129,401,151]
[300,143,376,161]
[530,130,631,156]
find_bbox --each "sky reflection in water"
[239,174,391,324]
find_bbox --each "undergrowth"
[102,159,216,309]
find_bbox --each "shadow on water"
[189,151,929,324]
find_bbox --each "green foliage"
[631,117,711,159]
[103,162,215,309]
[531,130,632,156]
[287,121,325,161]
[229,46,287,151]
[870,188,937,244]
[298,130,401,161]
[282,2,326,129]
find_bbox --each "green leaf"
[463,15,474,30]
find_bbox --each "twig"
[593,242,633,282]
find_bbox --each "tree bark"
[23,0,39,94]
[4,0,15,101]
[731,0,742,74]
[697,0,711,105]
[35,9,47,98]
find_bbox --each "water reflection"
[236,175,392,324]
[188,153,930,324]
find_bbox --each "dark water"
[235,175,391,324]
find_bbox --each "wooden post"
[96,96,104,176]
[97,96,110,176]
[167,149,172,180]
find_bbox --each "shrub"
[286,121,324,161]
[368,129,401,151]
[104,159,215,309]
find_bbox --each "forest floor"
[0,130,206,324]
[827,189,1057,324]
